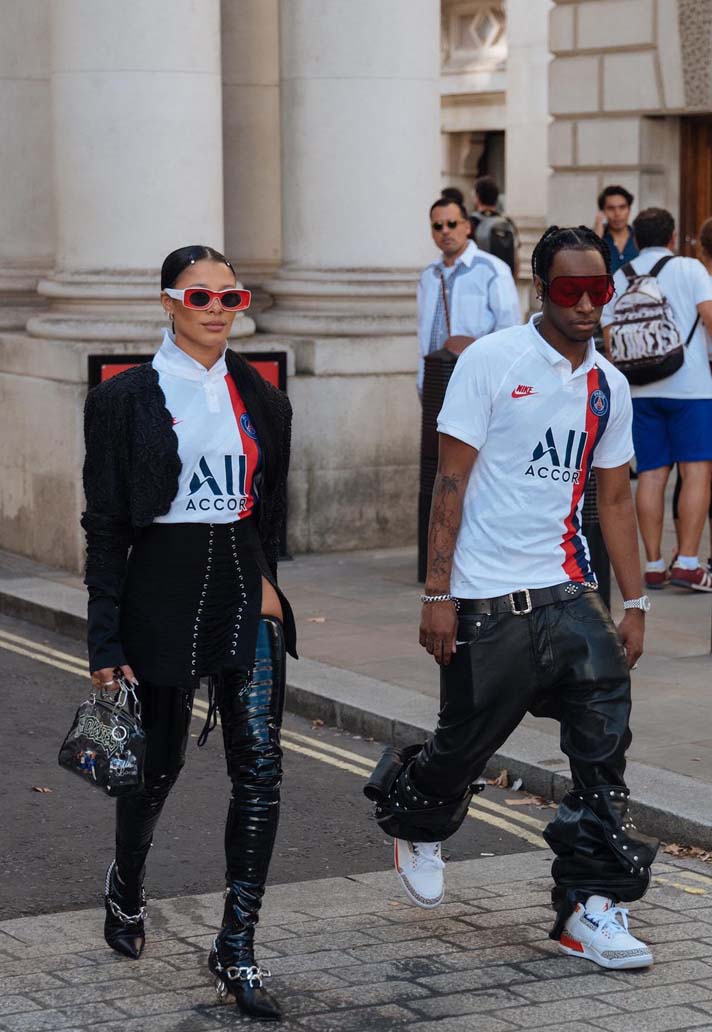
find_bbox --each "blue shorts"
[632,397,712,472]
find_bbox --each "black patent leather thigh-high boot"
[208,617,285,1021]
[105,683,194,959]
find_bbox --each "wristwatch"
[623,595,651,612]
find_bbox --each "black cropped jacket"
[81,349,296,673]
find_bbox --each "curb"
[2,588,711,851]
[0,590,86,642]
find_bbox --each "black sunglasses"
[431,219,464,232]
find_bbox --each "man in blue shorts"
[602,208,712,591]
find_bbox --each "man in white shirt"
[601,208,712,592]
[366,226,658,972]
[417,197,521,394]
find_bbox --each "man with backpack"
[601,208,712,592]
[469,176,519,277]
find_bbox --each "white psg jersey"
[437,316,634,598]
[152,332,261,524]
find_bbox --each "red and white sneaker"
[394,839,444,909]
[669,564,712,592]
[559,896,653,970]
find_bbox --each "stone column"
[29,0,253,342]
[0,1,53,330]
[257,0,440,338]
[253,0,440,554]
[0,0,246,571]
[505,0,552,303]
[221,0,282,299]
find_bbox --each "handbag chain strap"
[90,677,142,721]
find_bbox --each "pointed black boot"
[103,860,146,960]
[209,919,281,1022]
[209,616,285,1021]
[107,684,195,961]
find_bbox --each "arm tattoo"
[426,472,466,592]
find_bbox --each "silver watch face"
[640,594,651,612]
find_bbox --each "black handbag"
[58,677,146,797]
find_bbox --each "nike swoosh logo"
[511,388,537,398]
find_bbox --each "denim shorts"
[632,397,712,472]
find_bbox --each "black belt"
[457,580,598,616]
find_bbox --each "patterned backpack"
[608,255,698,386]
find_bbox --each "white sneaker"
[394,839,445,909]
[560,895,653,970]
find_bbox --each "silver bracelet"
[421,593,459,609]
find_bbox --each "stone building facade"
[0,0,710,572]
[549,0,712,252]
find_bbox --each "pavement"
[2,853,712,1031]
[1,508,711,848]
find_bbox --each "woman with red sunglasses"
[81,244,296,1021]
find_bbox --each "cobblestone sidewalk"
[2,852,712,1031]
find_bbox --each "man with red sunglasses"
[366,225,658,972]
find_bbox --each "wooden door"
[680,116,712,257]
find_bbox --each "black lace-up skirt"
[120,518,267,686]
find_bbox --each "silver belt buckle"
[509,588,532,615]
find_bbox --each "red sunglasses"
[544,275,615,308]
[163,287,252,312]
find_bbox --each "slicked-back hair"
[531,226,612,285]
[161,245,234,290]
[632,208,675,250]
[429,196,469,222]
[597,184,634,211]
[441,186,465,207]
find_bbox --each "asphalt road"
[0,612,552,921]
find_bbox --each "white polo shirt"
[153,331,261,524]
[417,239,522,392]
[438,316,633,598]
[600,247,712,400]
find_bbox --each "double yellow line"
[5,624,711,892]
[2,626,544,847]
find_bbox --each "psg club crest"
[589,389,609,418]
[240,413,258,440]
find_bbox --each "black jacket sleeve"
[80,386,134,673]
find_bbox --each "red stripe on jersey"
[561,367,600,580]
[225,374,261,519]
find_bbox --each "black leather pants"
[114,616,286,956]
[366,591,658,935]
[217,616,285,962]
[115,684,194,884]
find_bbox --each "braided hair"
[531,226,611,290]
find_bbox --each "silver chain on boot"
[105,861,147,925]
[211,938,272,991]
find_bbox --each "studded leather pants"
[365,591,658,935]
[114,616,286,952]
